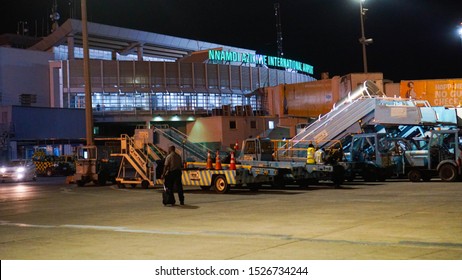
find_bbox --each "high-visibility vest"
[306,146,315,164]
[315,149,325,164]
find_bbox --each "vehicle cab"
[239,138,274,162]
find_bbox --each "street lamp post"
[359,0,373,73]
[80,0,94,147]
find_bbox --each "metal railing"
[153,126,212,161]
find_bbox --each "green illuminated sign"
[208,49,314,75]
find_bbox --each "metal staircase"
[276,81,439,160]
[146,142,166,161]
[292,97,378,145]
[153,126,212,161]
[111,134,157,188]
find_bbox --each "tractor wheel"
[439,164,458,182]
[407,169,422,182]
[141,180,150,189]
[46,168,53,177]
[213,175,229,194]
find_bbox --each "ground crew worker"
[162,146,184,206]
[306,142,315,164]
[315,147,325,164]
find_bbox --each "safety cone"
[215,150,222,170]
[229,151,236,170]
[206,151,213,169]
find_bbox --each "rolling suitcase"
[162,184,176,206]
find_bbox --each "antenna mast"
[274,3,283,57]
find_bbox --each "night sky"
[2,0,461,82]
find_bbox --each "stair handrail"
[153,126,212,160]
[169,126,212,155]
[288,96,370,149]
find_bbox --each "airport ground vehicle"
[107,79,461,191]
[280,80,462,182]
[73,145,119,186]
[109,128,343,193]
[340,133,410,181]
[0,159,37,182]
[111,130,164,189]
[405,129,462,182]
[32,153,75,177]
[183,137,344,193]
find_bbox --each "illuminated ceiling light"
[153,115,163,121]
[186,116,195,121]
[171,115,180,121]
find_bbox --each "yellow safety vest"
[306,146,315,164]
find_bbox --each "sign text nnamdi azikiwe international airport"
[208,49,314,75]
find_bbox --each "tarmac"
[0,177,461,260]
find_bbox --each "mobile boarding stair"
[110,132,160,188]
[153,125,212,162]
[276,80,439,161]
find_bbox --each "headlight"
[16,167,25,173]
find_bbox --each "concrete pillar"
[137,45,144,61]
[67,33,75,60]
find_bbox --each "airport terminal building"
[0,19,316,159]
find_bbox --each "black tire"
[117,182,125,188]
[141,180,149,189]
[213,175,229,194]
[439,164,458,182]
[408,169,422,182]
[46,168,53,177]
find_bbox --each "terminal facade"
[0,18,389,160]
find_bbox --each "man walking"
[162,145,184,206]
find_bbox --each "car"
[32,154,76,177]
[0,159,37,182]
